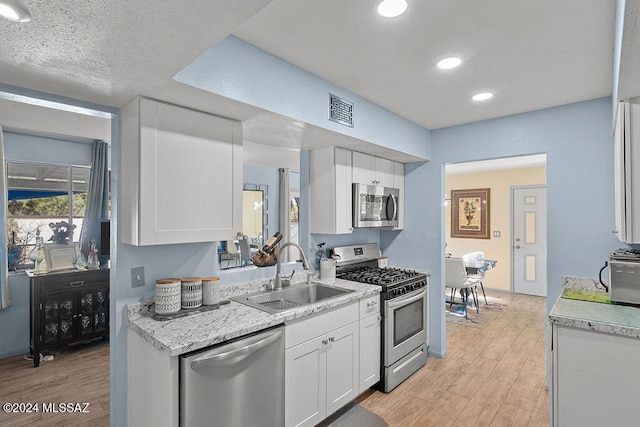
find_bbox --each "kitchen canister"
[154,278,181,315]
[181,277,203,309]
[320,257,336,279]
[202,276,221,305]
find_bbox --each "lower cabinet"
[285,302,360,427]
[550,323,640,426]
[359,313,381,393]
[29,269,109,367]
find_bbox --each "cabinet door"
[325,322,359,417]
[122,98,242,245]
[41,292,75,344]
[78,288,108,337]
[352,151,375,185]
[285,336,327,427]
[374,157,395,187]
[309,146,353,234]
[359,314,381,393]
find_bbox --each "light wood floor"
[0,291,546,427]
[0,340,110,427]
[358,290,549,427]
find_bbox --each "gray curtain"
[80,140,109,257]
[279,168,291,263]
[0,127,10,309]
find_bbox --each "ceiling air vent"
[329,94,354,128]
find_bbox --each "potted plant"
[48,221,76,244]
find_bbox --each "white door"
[513,186,547,296]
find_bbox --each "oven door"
[384,288,428,365]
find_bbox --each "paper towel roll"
[320,258,336,279]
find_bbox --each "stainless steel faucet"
[274,242,310,290]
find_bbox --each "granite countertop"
[126,276,380,357]
[550,281,640,339]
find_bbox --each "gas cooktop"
[337,266,424,286]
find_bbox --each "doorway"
[445,154,547,293]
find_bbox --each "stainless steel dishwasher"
[180,325,285,426]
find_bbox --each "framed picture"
[44,243,81,272]
[451,188,491,239]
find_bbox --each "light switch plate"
[131,267,145,287]
[493,231,501,237]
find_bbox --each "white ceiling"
[234,0,616,129]
[0,0,638,167]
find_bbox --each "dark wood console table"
[28,268,109,367]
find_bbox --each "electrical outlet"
[131,267,145,288]
[493,231,501,237]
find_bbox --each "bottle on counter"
[261,232,283,254]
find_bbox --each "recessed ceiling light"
[377,0,408,18]
[0,1,31,22]
[437,57,462,70]
[472,92,494,101]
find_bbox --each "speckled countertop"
[550,277,640,339]
[126,275,380,357]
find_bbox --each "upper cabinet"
[121,97,242,246]
[352,151,394,187]
[309,147,353,234]
[614,99,640,244]
[309,147,405,234]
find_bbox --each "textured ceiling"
[0,0,274,108]
[0,0,637,170]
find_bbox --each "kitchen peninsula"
[549,278,640,426]
[126,275,380,427]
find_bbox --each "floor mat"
[445,295,508,328]
[318,403,388,427]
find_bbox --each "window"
[6,162,90,270]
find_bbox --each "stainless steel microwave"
[609,259,640,305]
[353,183,399,228]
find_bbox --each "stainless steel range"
[332,243,429,392]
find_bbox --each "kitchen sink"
[230,282,354,314]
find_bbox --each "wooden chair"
[445,257,482,319]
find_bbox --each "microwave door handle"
[390,192,398,221]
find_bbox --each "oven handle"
[387,289,426,308]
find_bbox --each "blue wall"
[0,131,95,358]
[174,35,432,161]
[382,97,621,357]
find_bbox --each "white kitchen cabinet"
[614,99,640,243]
[358,295,381,393]
[285,302,359,427]
[352,151,395,187]
[309,146,353,234]
[550,323,640,426]
[121,97,242,245]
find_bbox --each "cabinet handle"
[69,281,85,287]
[322,339,328,345]
[367,301,377,307]
[328,337,335,342]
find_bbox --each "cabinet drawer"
[285,302,358,349]
[35,269,109,291]
[359,294,380,319]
